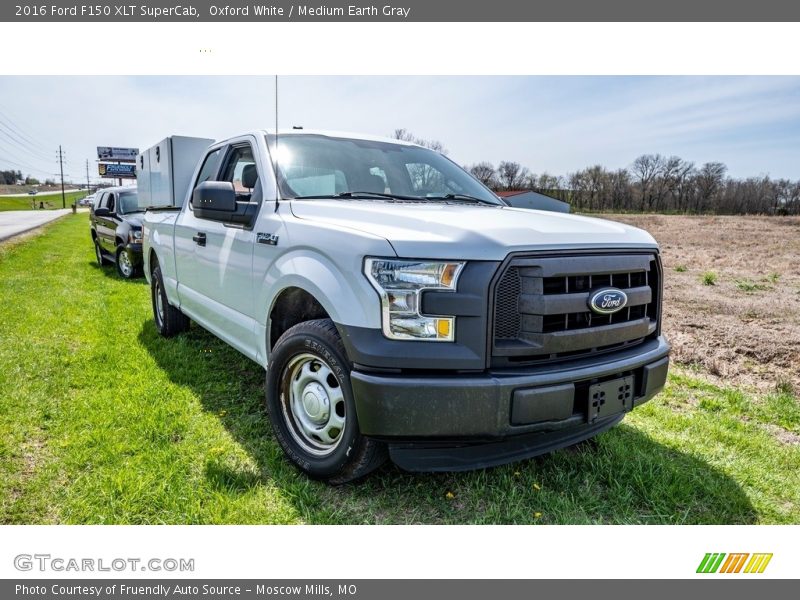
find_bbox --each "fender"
[115,221,132,247]
[255,249,386,366]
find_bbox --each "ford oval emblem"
[588,288,628,315]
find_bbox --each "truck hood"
[289,200,658,260]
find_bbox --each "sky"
[1,75,799,184]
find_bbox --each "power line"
[0,135,54,168]
[0,153,51,177]
[0,102,52,153]
[0,120,51,158]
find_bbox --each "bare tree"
[392,128,448,155]
[392,128,414,142]
[391,128,798,215]
[631,154,665,211]
[695,162,728,212]
[468,162,497,187]
[497,161,530,191]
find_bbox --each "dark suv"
[90,186,143,279]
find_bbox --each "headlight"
[365,258,465,341]
[129,230,143,242]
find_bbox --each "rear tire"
[151,264,190,337]
[266,318,387,484]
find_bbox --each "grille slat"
[493,253,661,365]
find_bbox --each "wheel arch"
[267,286,333,353]
[258,250,382,363]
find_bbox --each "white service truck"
[141,130,670,483]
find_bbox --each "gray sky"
[1,76,798,183]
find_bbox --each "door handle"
[192,232,207,246]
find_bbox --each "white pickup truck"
[141,130,670,483]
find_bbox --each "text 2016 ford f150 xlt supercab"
[141,130,670,484]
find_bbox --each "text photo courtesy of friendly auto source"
[0,75,798,525]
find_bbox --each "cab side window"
[105,193,115,213]
[93,193,105,210]
[219,145,259,202]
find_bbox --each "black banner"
[5,0,800,22]
[4,580,800,600]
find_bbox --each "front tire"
[151,264,190,337]
[116,245,138,279]
[266,319,386,484]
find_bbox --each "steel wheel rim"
[119,249,133,277]
[154,279,164,326]
[280,352,346,456]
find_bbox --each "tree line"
[0,169,40,186]
[468,155,800,215]
[391,130,799,215]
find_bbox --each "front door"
[173,137,264,357]
[97,192,118,252]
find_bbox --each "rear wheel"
[151,264,190,337]
[266,318,386,484]
[116,245,138,279]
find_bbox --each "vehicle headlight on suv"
[365,258,465,341]
[129,229,143,243]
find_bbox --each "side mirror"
[192,181,237,221]
[94,207,110,217]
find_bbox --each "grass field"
[0,190,86,212]
[1,214,798,524]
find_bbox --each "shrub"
[701,271,717,286]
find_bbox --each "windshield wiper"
[145,205,180,212]
[424,193,496,205]
[293,191,421,201]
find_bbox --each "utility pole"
[58,145,66,208]
[86,159,90,193]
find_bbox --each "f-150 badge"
[257,232,279,246]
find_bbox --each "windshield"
[265,134,501,204]
[118,191,140,214]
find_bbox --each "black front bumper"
[350,335,670,471]
[126,242,143,263]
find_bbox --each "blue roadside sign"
[98,163,136,178]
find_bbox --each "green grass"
[674,265,687,273]
[1,215,798,524]
[0,190,85,212]
[701,271,718,286]
[734,279,771,293]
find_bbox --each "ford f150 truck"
[141,130,670,484]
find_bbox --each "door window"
[105,193,115,213]
[219,145,259,200]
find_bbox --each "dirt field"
[607,215,800,396]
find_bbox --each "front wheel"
[116,245,138,279]
[266,319,386,484]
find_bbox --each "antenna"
[273,74,280,213]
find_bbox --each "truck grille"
[491,252,661,366]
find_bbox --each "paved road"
[0,189,81,198]
[0,209,72,242]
